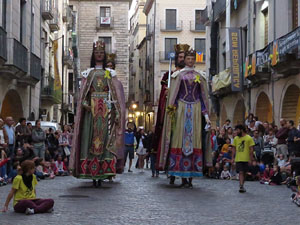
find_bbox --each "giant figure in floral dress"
[70,41,126,187]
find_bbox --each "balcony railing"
[42,0,54,20]
[190,21,206,32]
[49,10,60,32]
[0,26,7,64]
[11,38,28,73]
[146,24,153,40]
[41,75,61,104]
[160,20,183,32]
[64,49,73,68]
[96,17,114,30]
[213,0,226,21]
[30,53,41,82]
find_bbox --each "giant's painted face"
[94,50,105,62]
[184,55,195,67]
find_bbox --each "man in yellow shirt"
[232,125,255,193]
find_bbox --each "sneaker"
[239,186,246,193]
[169,176,175,185]
[188,183,193,189]
[128,170,133,173]
[25,208,35,215]
[47,208,54,213]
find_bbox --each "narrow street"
[0,163,299,225]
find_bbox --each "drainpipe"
[247,0,251,114]
[152,0,156,109]
[271,0,276,123]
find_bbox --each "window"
[195,10,205,30]
[20,0,26,43]
[68,73,74,93]
[31,10,34,52]
[1,0,7,29]
[293,0,298,29]
[165,38,177,60]
[98,37,112,53]
[166,9,176,30]
[195,38,206,61]
[100,7,111,17]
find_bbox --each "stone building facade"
[70,0,132,100]
[0,0,42,121]
[206,0,300,127]
[143,0,207,127]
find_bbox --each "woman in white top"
[136,129,147,172]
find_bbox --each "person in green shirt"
[232,124,255,193]
[1,160,54,215]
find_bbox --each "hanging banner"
[53,40,62,102]
[229,28,242,92]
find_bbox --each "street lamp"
[135,111,141,117]
[132,103,137,110]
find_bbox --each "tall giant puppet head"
[90,41,107,69]
[174,44,190,69]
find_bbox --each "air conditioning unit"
[100,17,111,25]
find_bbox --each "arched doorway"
[0,90,23,121]
[233,99,246,126]
[281,84,300,126]
[256,92,273,123]
[220,104,228,127]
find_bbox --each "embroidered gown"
[168,70,208,178]
[70,67,126,180]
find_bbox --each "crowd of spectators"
[207,116,300,205]
[0,117,73,186]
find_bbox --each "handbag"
[64,146,71,156]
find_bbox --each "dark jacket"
[275,127,289,145]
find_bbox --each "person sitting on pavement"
[220,165,231,180]
[291,176,300,207]
[260,164,274,183]
[1,160,54,215]
[246,160,260,181]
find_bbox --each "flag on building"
[196,51,204,63]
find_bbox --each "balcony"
[41,75,61,104]
[246,45,271,85]
[42,0,54,20]
[30,53,41,82]
[0,27,7,65]
[160,20,182,32]
[213,0,226,21]
[63,4,72,23]
[96,17,114,30]
[271,26,300,76]
[190,21,206,32]
[64,49,73,69]
[0,38,28,79]
[49,11,60,32]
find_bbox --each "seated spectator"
[221,138,231,154]
[43,162,55,179]
[277,154,286,168]
[211,162,221,179]
[222,146,233,163]
[269,165,282,185]
[34,158,45,180]
[0,150,10,185]
[220,165,231,180]
[54,155,68,176]
[291,176,300,207]
[1,160,54,214]
[246,160,260,181]
[230,163,238,180]
[260,164,274,183]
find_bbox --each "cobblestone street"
[0,163,299,225]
